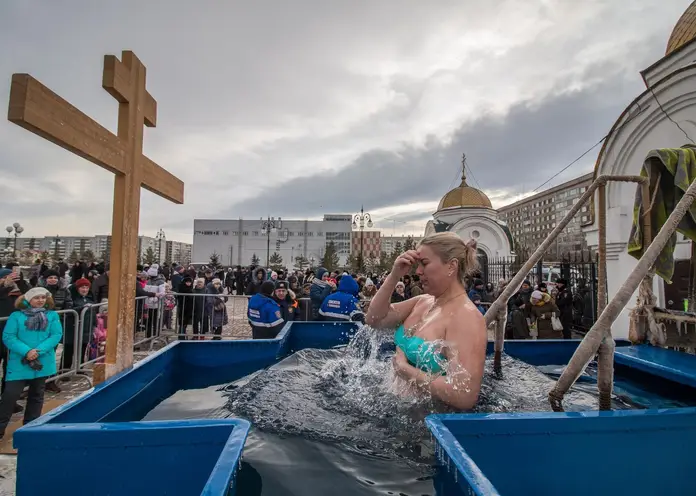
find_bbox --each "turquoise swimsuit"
[394,324,446,375]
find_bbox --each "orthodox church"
[425,155,515,274]
[584,1,696,338]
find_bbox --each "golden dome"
[666,1,696,55]
[437,156,492,210]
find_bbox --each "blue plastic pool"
[13,322,696,495]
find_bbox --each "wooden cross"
[7,51,184,382]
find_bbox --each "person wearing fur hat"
[0,287,63,439]
[272,280,299,322]
[529,290,561,339]
[248,281,284,339]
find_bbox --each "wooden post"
[7,51,184,382]
[595,184,614,410]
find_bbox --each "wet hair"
[418,232,479,284]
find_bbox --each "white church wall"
[585,62,696,337]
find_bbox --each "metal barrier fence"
[0,308,81,385]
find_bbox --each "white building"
[380,235,423,254]
[192,214,353,267]
[584,2,696,339]
[424,156,515,283]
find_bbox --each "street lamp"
[156,229,166,264]
[5,222,24,260]
[352,206,373,272]
[261,216,282,267]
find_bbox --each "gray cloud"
[215,50,663,220]
[0,0,689,242]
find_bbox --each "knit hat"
[75,278,91,289]
[261,281,275,296]
[274,280,288,290]
[43,269,60,279]
[270,271,278,280]
[147,267,159,277]
[212,278,222,285]
[531,290,543,300]
[0,268,12,279]
[24,287,50,302]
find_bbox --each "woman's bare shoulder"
[447,302,486,336]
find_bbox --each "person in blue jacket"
[0,287,63,439]
[247,281,284,339]
[319,274,365,322]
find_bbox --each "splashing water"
[144,327,655,494]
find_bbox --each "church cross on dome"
[461,153,468,185]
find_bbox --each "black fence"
[474,251,599,330]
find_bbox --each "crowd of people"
[0,242,598,428]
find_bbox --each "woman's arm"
[2,314,32,358]
[365,274,423,328]
[36,314,63,355]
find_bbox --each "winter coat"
[509,307,530,340]
[246,267,267,296]
[3,309,63,380]
[176,278,195,325]
[556,286,574,322]
[144,275,166,310]
[205,283,228,328]
[530,294,561,339]
[44,283,73,311]
[247,294,283,330]
[92,273,109,302]
[310,268,333,320]
[274,290,299,322]
[67,286,96,346]
[319,276,362,321]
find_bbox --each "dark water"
[144,330,673,495]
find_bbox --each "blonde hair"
[418,232,479,283]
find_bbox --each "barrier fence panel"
[168,292,251,341]
[0,308,81,385]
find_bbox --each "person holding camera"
[0,287,63,439]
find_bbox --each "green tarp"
[627,146,696,284]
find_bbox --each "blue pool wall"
[13,322,358,496]
[428,408,696,496]
[13,321,696,496]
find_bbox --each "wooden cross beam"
[7,51,184,382]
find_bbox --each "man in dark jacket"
[310,267,335,320]
[0,268,29,412]
[92,264,110,302]
[273,280,298,322]
[248,281,284,339]
[555,278,574,339]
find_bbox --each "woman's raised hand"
[392,250,419,278]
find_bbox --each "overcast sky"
[0,0,690,243]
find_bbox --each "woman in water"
[366,232,487,410]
